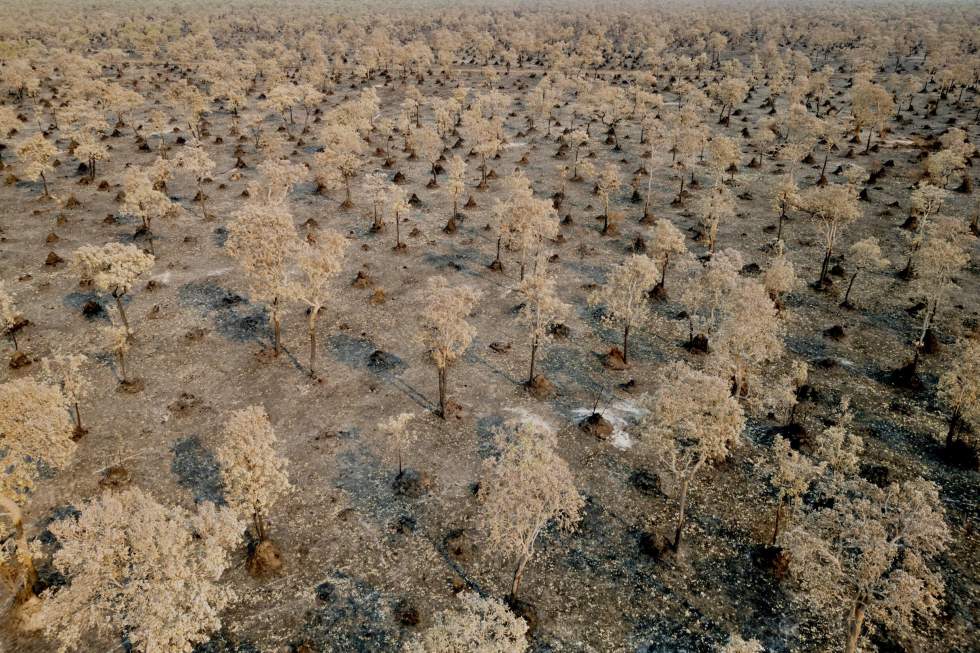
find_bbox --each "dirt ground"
[1,31,979,653]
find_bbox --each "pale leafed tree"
[216,405,291,544]
[0,378,75,604]
[247,158,307,206]
[763,240,799,306]
[73,130,110,182]
[15,133,59,198]
[678,248,743,349]
[902,183,946,278]
[908,218,974,370]
[0,105,19,166]
[648,218,688,296]
[121,166,175,255]
[102,324,133,386]
[265,82,302,130]
[502,174,559,280]
[0,280,21,354]
[850,81,894,153]
[516,263,570,387]
[446,154,467,226]
[720,634,764,653]
[72,243,155,333]
[937,336,980,452]
[174,141,215,219]
[595,162,621,234]
[363,172,389,232]
[378,411,416,477]
[768,436,825,546]
[315,123,365,208]
[589,255,659,365]
[793,183,862,286]
[287,229,349,377]
[460,107,501,188]
[417,276,480,419]
[706,135,740,183]
[478,415,583,599]
[386,182,410,249]
[637,362,745,550]
[225,202,300,356]
[783,477,948,653]
[710,278,784,400]
[693,184,736,253]
[769,173,798,242]
[841,237,889,308]
[813,399,864,476]
[403,591,528,653]
[414,124,443,188]
[28,487,241,653]
[41,353,89,437]
[564,128,589,181]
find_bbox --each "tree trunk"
[272,300,281,356]
[510,552,531,600]
[528,335,538,384]
[843,272,858,306]
[308,320,317,377]
[0,496,37,603]
[946,409,961,448]
[74,401,83,433]
[673,476,690,550]
[622,323,630,364]
[437,366,447,418]
[253,509,266,542]
[40,171,49,198]
[844,601,866,653]
[770,501,782,546]
[118,351,128,384]
[114,293,130,333]
[818,247,832,285]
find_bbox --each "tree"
[706,135,740,183]
[595,162,621,234]
[403,591,528,653]
[678,249,743,351]
[41,353,89,438]
[174,141,215,219]
[378,412,416,476]
[460,107,501,189]
[637,362,745,550]
[648,218,688,296]
[287,230,349,377]
[0,280,21,354]
[783,478,949,653]
[710,278,784,399]
[841,238,889,308]
[589,255,659,365]
[516,264,570,387]
[102,324,134,386]
[908,218,974,370]
[937,336,980,451]
[445,154,466,228]
[478,415,583,599]
[693,184,736,253]
[851,81,894,153]
[501,172,559,280]
[763,240,799,306]
[121,165,176,255]
[225,202,299,356]
[793,183,862,286]
[72,243,155,333]
[565,128,589,180]
[769,174,798,242]
[386,183,410,249]
[414,125,443,187]
[216,406,291,545]
[0,378,75,603]
[315,123,366,208]
[417,276,480,419]
[363,172,389,232]
[29,487,242,653]
[15,133,58,198]
[768,436,824,546]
